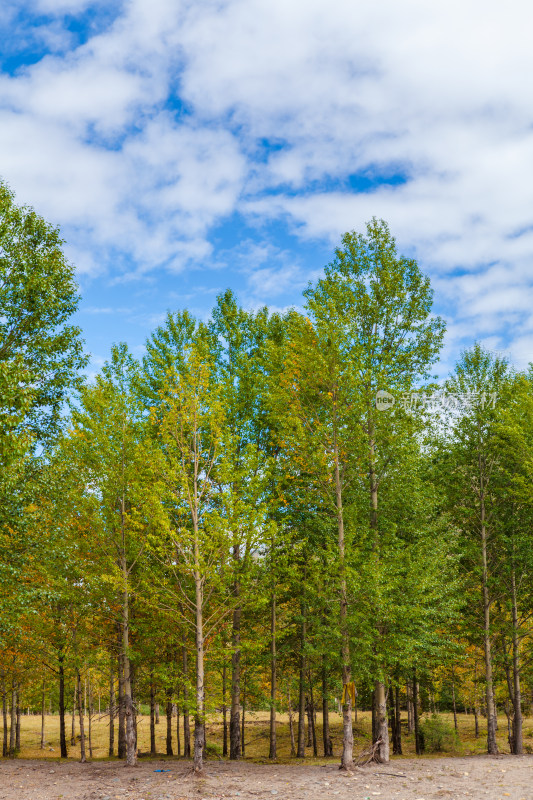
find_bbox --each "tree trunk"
[322,661,333,757]
[222,661,228,757]
[374,680,389,762]
[288,683,296,757]
[58,652,68,758]
[76,670,86,763]
[2,674,8,757]
[15,693,20,753]
[371,688,377,743]
[71,684,76,746]
[297,603,306,759]
[155,703,160,725]
[230,546,241,760]
[176,686,181,756]
[241,667,246,757]
[118,653,126,759]
[388,680,399,755]
[368,426,389,764]
[182,643,191,758]
[510,566,523,754]
[121,561,137,766]
[413,672,422,756]
[9,683,16,757]
[480,482,498,755]
[407,682,414,733]
[395,684,402,755]
[269,589,277,759]
[193,522,205,774]
[308,677,318,757]
[166,687,173,756]
[40,680,46,750]
[335,440,354,770]
[150,672,156,757]
[88,676,93,759]
[451,667,458,732]
[109,668,115,757]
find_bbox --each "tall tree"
[444,344,510,755]
[70,344,157,766]
[305,218,445,762]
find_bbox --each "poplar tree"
[305,219,445,763]
[69,344,157,766]
[444,344,510,755]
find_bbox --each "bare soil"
[0,755,532,800]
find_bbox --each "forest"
[2,180,533,774]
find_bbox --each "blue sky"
[2,0,533,378]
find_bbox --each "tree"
[0,181,86,446]
[305,218,445,763]
[444,344,511,755]
[69,343,158,766]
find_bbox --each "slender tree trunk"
[193,522,205,773]
[166,687,173,756]
[395,684,402,755]
[182,643,191,758]
[305,695,312,747]
[118,652,126,759]
[2,674,8,757]
[297,602,306,759]
[308,677,318,757]
[269,589,277,758]
[335,440,354,770]
[150,672,156,757]
[109,668,115,757]
[480,480,498,755]
[368,426,389,764]
[288,683,296,757]
[388,680,399,755]
[222,661,228,757]
[511,566,523,754]
[15,693,20,753]
[407,682,414,733]
[474,706,479,738]
[413,672,422,756]
[9,683,16,757]
[230,545,241,760]
[88,676,93,759]
[76,670,86,763]
[40,680,46,750]
[155,703,160,725]
[374,680,389,762]
[121,557,137,767]
[241,667,246,757]
[176,686,181,756]
[451,666,458,732]
[58,652,68,758]
[322,660,333,757]
[71,684,76,746]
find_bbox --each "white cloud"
[1,0,533,365]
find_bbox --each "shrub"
[420,714,461,753]
[205,741,223,757]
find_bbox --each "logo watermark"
[376,389,498,412]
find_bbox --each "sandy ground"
[1,755,532,800]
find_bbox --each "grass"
[3,709,532,761]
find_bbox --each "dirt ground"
[1,755,532,800]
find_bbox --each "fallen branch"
[355,737,385,766]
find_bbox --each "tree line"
[1,181,533,771]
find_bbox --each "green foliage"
[420,714,461,753]
[0,181,87,444]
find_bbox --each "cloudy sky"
[2,0,532,375]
